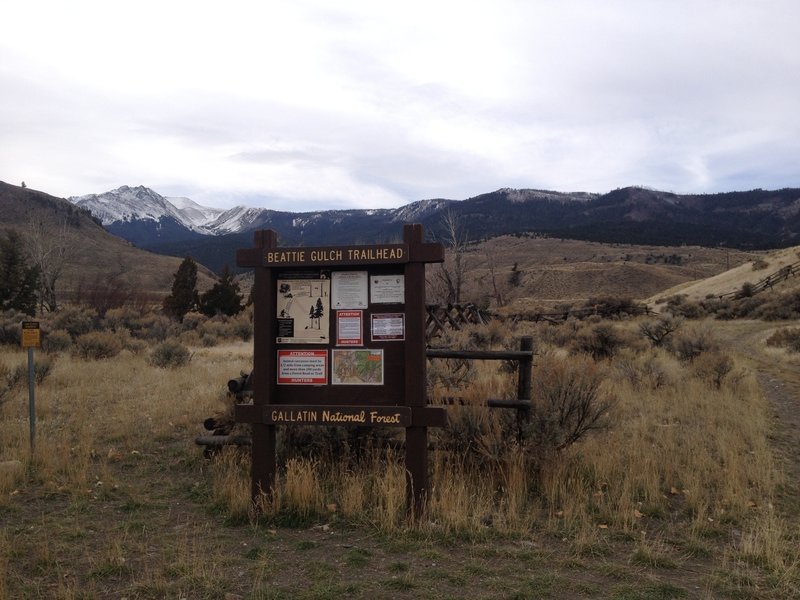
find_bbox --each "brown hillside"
[645,245,800,307]
[446,235,758,311]
[0,181,216,302]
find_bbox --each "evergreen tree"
[163,257,199,321]
[0,229,40,315]
[199,265,244,317]
[313,297,324,329]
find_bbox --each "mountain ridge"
[69,184,800,273]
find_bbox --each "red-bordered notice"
[277,350,328,385]
[371,313,405,341]
[336,310,363,346]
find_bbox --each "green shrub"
[693,351,734,388]
[230,317,253,342]
[50,306,99,338]
[737,282,755,298]
[754,291,800,321]
[128,314,174,341]
[103,306,146,332]
[0,309,23,345]
[669,325,718,362]
[178,330,201,347]
[0,362,9,406]
[639,316,682,347]
[42,329,72,353]
[72,331,123,360]
[149,340,191,368]
[573,323,626,360]
[765,327,800,352]
[7,355,55,388]
[527,354,614,454]
[180,312,205,331]
[201,334,219,347]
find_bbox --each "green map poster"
[331,349,384,385]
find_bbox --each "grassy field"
[1,313,798,599]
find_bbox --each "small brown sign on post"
[21,321,41,348]
[235,224,446,516]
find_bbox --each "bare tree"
[435,210,470,304]
[484,249,504,308]
[639,315,682,347]
[26,215,74,312]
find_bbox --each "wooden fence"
[425,301,650,340]
[718,261,800,299]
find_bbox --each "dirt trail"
[716,320,800,513]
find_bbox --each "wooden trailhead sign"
[235,224,446,515]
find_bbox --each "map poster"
[276,279,330,344]
[332,271,368,309]
[370,274,405,304]
[336,310,363,346]
[277,350,328,385]
[371,313,405,341]
[331,349,384,385]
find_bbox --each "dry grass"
[1,315,798,598]
[647,245,800,307]
[441,235,758,311]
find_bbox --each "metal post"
[28,347,35,453]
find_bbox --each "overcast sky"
[1,1,798,211]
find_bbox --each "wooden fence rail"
[718,261,800,299]
[426,336,535,441]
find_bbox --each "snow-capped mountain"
[202,205,270,235]
[165,196,225,230]
[70,185,227,232]
[68,183,800,276]
[69,185,212,246]
[71,185,185,226]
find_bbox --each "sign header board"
[21,321,41,348]
[263,244,408,268]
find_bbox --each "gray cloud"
[1,0,798,209]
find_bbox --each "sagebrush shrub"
[765,327,800,352]
[103,306,146,331]
[573,323,626,359]
[149,340,191,368]
[0,362,11,405]
[527,354,614,455]
[50,306,99,338]
[230,318,252,342]
[669,324,718,362]
[0,310,23,345]
[639,316,682,347]
[6,355,56,388]
[42,329,72,353]
[72,331,123,360]
[693,351,734,388]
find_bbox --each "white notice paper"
[332,271,369,309]
[370,275,405,304]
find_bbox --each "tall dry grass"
[1,315,795,595]
[0,342,251,500]
[204,324,779,534]
[200,318,792,595]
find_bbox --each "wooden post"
[247,230,278,502]
[403,224,428,518]
[516,336,534,442]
